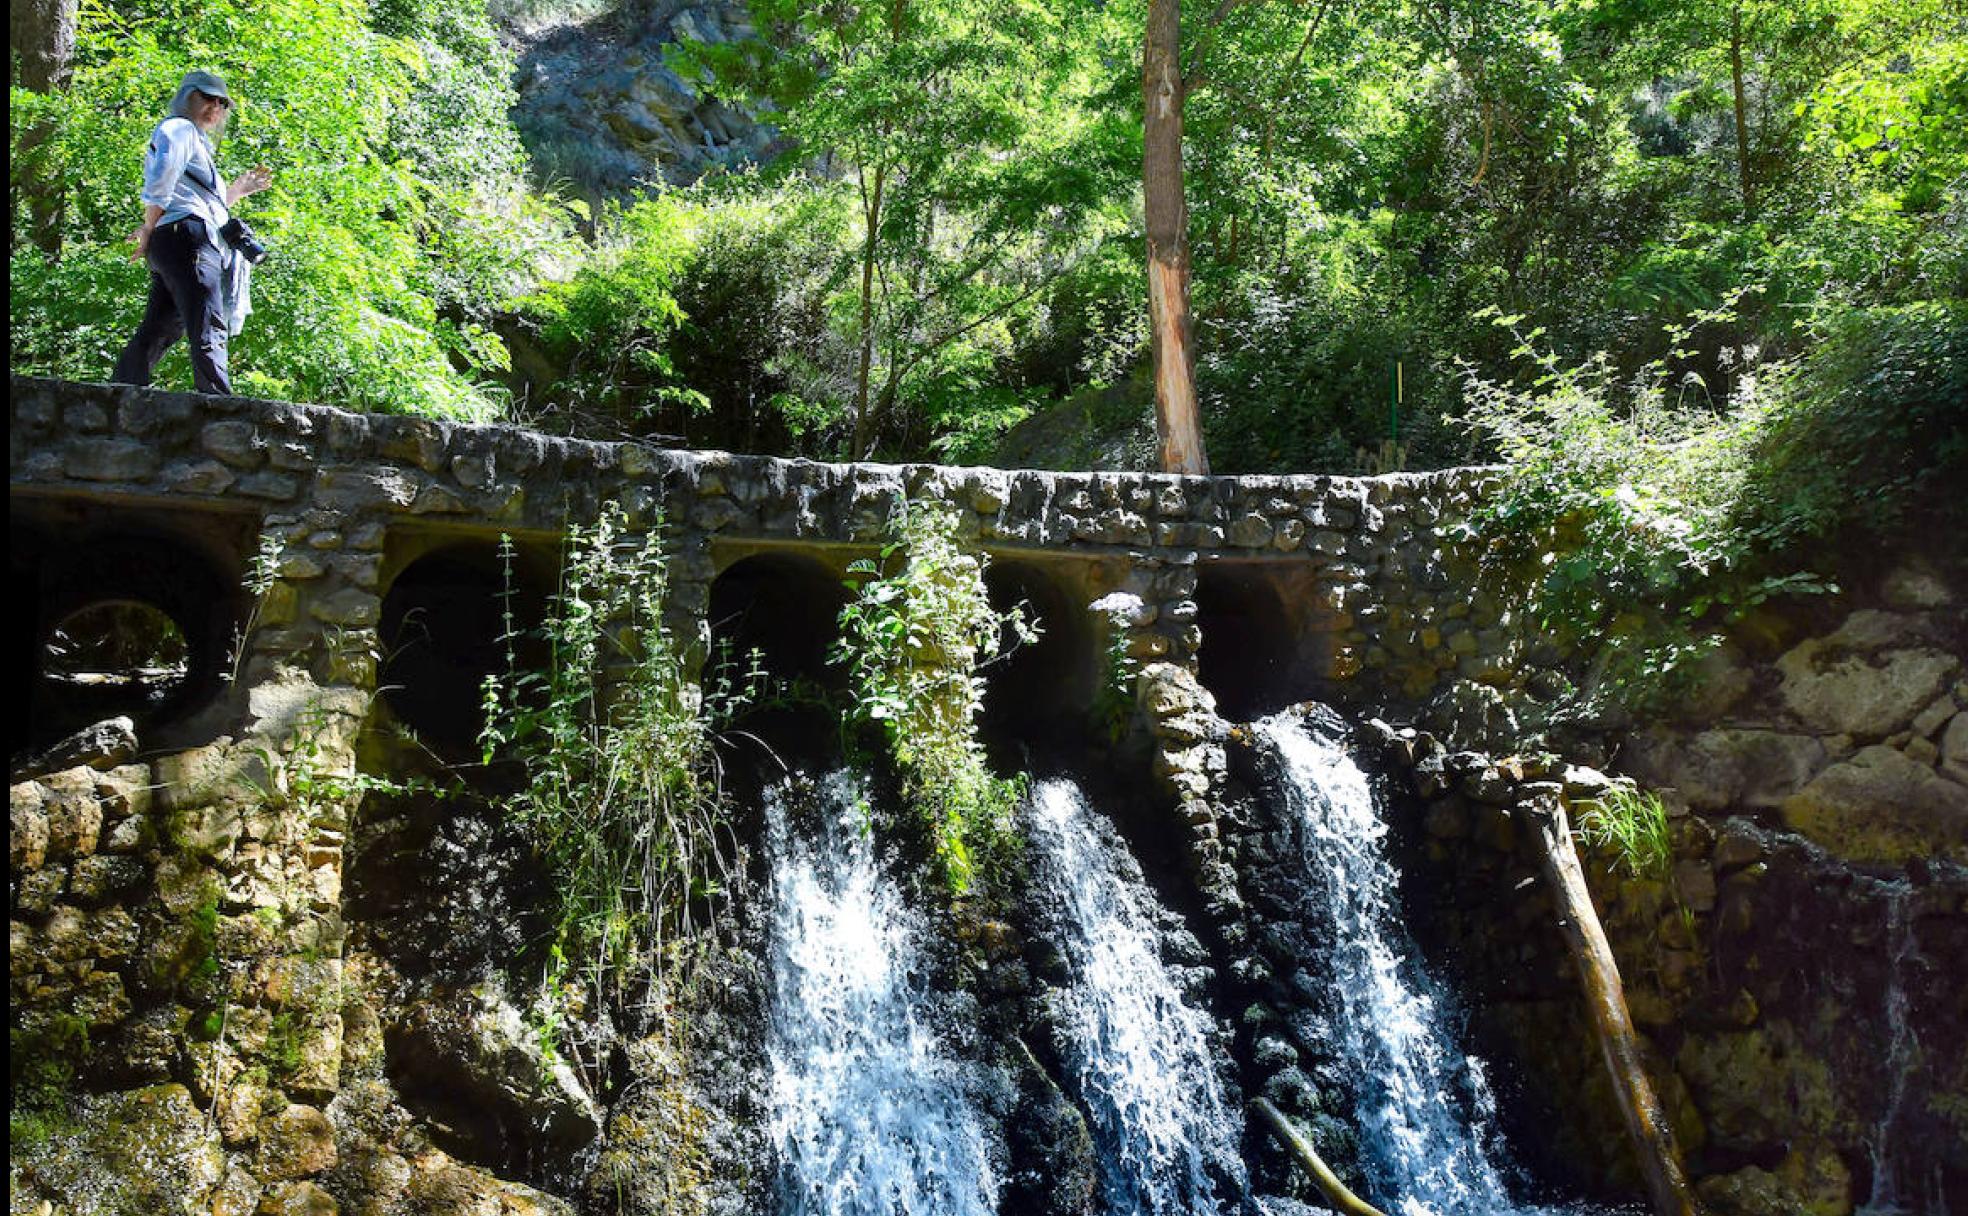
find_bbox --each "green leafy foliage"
[480,510,744,1039]
[832,501,1035,893]
[7,0,568,417]
[5,0,1961,493]
[1463,294,1963,719]
[672,0,1126,458]
[515,195,706,431]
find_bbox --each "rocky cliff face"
[507,0,773,194]
[1374,556,1967,1216]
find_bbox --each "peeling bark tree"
[10,0,79,255]
[1144,0,1209,475]
[1527,793,1701,1216]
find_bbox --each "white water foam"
[1026,777,1247,1215]
[1258,713,1573,1216]
[764,771,1000,1216]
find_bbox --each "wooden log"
[1526,792,1701,1216]
[1248,1097,1388,1216]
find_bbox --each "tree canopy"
[9,0,1963,469]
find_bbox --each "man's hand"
[129,222,154,261]
[227,165,273,205]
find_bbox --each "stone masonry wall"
[9,375,1517,711]
[9,374,1527,1214]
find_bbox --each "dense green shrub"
[514,194,702,432]
[661,181,856,452]
[7,0,544,418]
[1742,300,1968,547]
[832,502,1033,894]
[1464,297,1965,718]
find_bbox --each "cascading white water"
[1859,880,1939,1216]
[764,771,1000,1216]
[1025,778,1247,1215]
[1257,712,1556,1216]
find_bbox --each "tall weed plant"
[480,508,741,1047]
[833,501,1035,894]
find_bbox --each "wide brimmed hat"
[180,69,233,104]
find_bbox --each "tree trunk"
[10,0,78,256]
[1250,1098,1389,1216]
[1729,2,1754,220]
[1527,793,1700,1216]
[1143,0,1209,475]
[851,161,888,459]
[9,0,75,91]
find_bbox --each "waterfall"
[1256,712,1553,1216]
[1024,778,1247,1215]
[764,771,1000,1216]
[1859,880,1939,1216]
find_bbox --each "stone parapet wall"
[9,376,1517,716]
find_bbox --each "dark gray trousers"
[111,216,231,395]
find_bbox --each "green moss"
[264,1010,305,1078]
[9,1014,91,1133]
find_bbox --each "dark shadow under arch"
[13,501,247,754]
[1193,562,1300,722]
[980,558,1099,753]
[379,541,552,757]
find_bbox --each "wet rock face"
[1371,559,1968,1216]
[11,1083,226,1214]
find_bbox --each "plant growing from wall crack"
[832,500,1036,894]
[480,508,744,1066]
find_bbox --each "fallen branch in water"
[1526,791,1700,1216]
[1248,1097,1389,1216]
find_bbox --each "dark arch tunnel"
[980,559,1100,755]
[13,500,249,755]
[378,540,554,758]
[1192,561,1306,722]
[706,551,853,771]
[708,552,853,696]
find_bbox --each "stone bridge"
[11,375,1506,760]
[10,375,1527,1201]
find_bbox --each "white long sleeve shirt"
[141,116,252,335]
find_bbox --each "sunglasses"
[198,92,232,110]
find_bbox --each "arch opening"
[1193,562,1302,722]
[15,506,246,755]
[980,559,1098,753]
[707,552,851,696]
[707,551,852,771]
[379,541,551,756]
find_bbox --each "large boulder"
[387,981,602,1161]
[1942,711,1968,785]
[1623,728,1825,811]
[1776,612,1958,739]
[1422,678,1519,753]
[1780,745,1968,864]
[10,1083,226,1214]
[1696,1145,1853,1216]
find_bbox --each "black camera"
[219,216,268,265]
